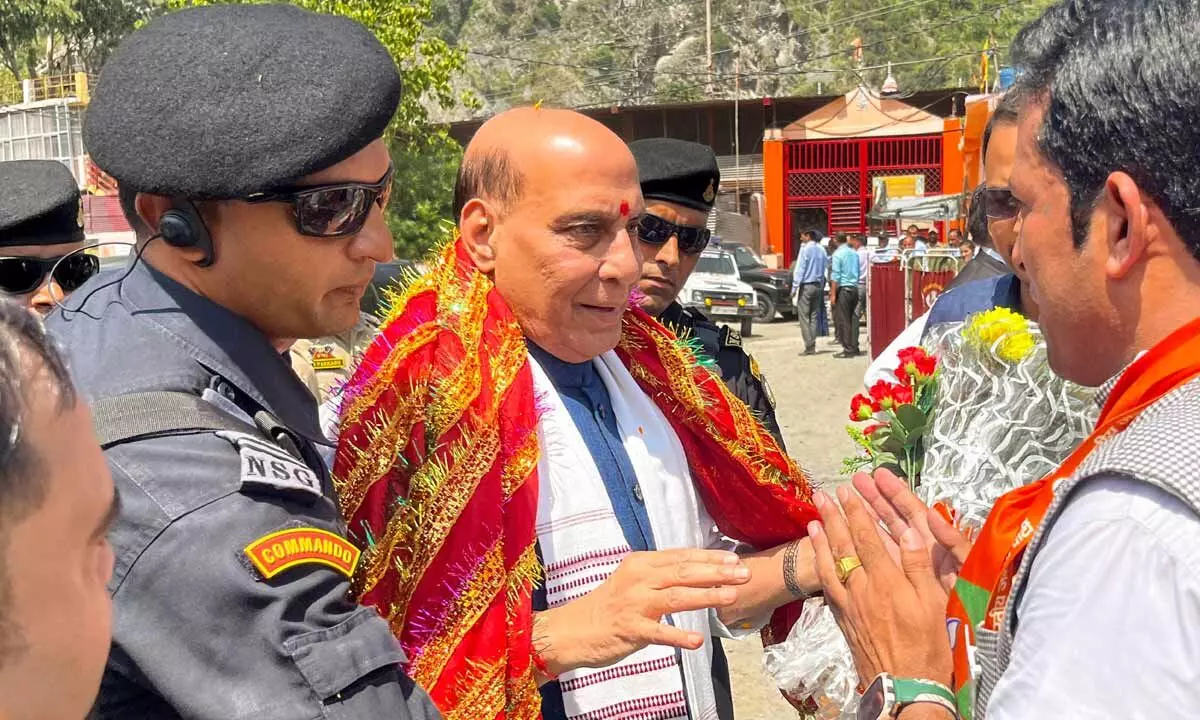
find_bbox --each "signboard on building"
[871,174,926,201]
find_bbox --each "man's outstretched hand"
[532,548,751,677]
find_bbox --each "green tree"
[163,0,470,257]
[388,132,461,260]
[0,0,75,78]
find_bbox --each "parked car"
[361,259,418,318]
[678,247,757,336]
[721,241,794,323]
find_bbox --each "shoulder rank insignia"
[749,354,777,408]
[703,179,716,203]
[721,326,742,348]
[217,431,322,500]
[244,527,360,580]
[749,354,764,381]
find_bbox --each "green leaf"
[894,404,927,432]
[878,429,905,454]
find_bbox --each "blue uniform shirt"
[831,244,860,287]
[792,240,828,285]
[46,259,440,720]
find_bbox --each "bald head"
[453,107,635,222]
[456,106,644,363]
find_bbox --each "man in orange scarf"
[334,108,820,720]
[806,1,1200,719]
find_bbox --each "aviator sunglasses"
[637,213,712,255]
[0,254,99,296]
[984,187,1021,221]
[244,164,395,238]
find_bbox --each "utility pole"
[734,52,741,213]
[705,0,714,96]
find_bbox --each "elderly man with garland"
[627,137,786,449]
[334,108,823,720]
[810,1,1200,718]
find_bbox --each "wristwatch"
[857,673,958,719]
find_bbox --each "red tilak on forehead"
[620,200,630,217]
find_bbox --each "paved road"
[719,318,870,719]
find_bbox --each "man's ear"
[1101,171,1149,280]
[459,198,498,273]
[134,192,173,235]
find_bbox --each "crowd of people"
[1,0,1199,718]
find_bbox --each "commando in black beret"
[84,3,403,199]
[629,138,720,212]
[0,160,84,247]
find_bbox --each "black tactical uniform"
[46,6,438,719]
[660,301,786,449]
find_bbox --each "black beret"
[84,4,402,200]
[629,138,720,212]
[0,160,84,247]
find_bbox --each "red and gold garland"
[333,239,818,720]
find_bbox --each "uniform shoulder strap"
[90,391,258,450]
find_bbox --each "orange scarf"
[946,316,1200,718]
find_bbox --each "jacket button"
[633,484,644,503]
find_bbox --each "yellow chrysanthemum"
[964,307,1035,363]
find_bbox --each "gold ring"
[835,555,863,584]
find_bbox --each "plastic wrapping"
[768,312,1098,713]
[762,597,859,719]
[919,318,1099,529]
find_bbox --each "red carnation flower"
[895,346,936,384]
[868,380,906,411]
[850,393,877,421]
[892,382,914,406]
[863,423,885,436]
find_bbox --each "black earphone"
[158,201,215,267]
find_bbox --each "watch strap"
[892,678,957,717]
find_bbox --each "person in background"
[926,85,1036,327]
[960,241,975,262]
[792,228,827,355]
[928,229,942,246]
[0,161,99,315]
[630,137,786,451]
[873,235,899,263]
[0,300,115,720]
[291,311,380,436]
[865,88,1030,387]
[946,228,964,247]
[851,233,870,340]
[829,232,861,358]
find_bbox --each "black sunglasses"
[0,254,99,296]
[637,213,712,255]
[244,164,395,238]
[984,187,1021,220]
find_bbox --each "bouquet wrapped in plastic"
[919,308,1099,530]
[769,308,1098,716]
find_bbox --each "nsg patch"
[244,527,361,580]
[217,431,322,500]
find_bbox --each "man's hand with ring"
[809,486,953,687]
[532,548,750,677]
